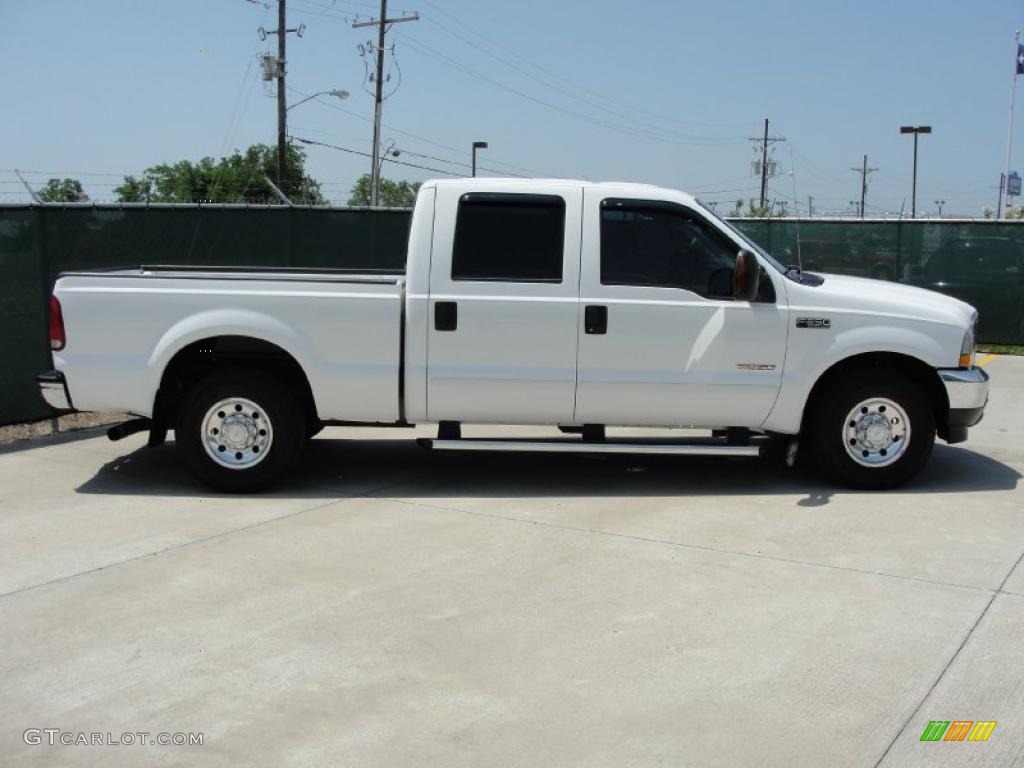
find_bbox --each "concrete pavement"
[1,356,1022,767]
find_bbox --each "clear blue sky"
[1,0,1021,216]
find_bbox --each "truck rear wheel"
[175,368,305,492]
[808,369,934,489]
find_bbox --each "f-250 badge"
[796,317,831,329]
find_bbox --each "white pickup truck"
[38,179,989,491]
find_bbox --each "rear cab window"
[452,193,566,283]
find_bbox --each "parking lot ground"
[1,356,1022,767]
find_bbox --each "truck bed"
[52,265,406,422]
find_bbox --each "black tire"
[807,369,935,489]
[175,367,305,492]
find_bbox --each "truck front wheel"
[175,368,305,492]
[808,370,935,489]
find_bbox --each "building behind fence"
[2,204,1022,424]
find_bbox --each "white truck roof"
[424,178,700,207]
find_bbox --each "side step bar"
[418,438,761,457]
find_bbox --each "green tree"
[114,143,325,205]
[37,178,88,202]
[730,198,789,218]
[347,175,421,207]
[113,175,153,202]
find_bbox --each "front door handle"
[435,301,457,331]
[584,305,607,334]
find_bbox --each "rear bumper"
[938,367,989,444]
[37,370,74,411]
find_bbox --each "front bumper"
[37,370,74,411]
[938,366,989,444]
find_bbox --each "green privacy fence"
[1,204,1022,425]
[734,218,1024,346]
[0,204,410,425]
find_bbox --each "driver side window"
[599,199,738,299]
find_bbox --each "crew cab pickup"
[38,179,989,491]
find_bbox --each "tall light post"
[934,200,946,218]
[287,89,349,111]
[375,140,400,199]
[471,141,488,177]
[900,125,932,219]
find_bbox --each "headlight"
[959,322,976,367]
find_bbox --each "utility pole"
[851,155,878,219]
[277,0,287,191]
[258,3,305,194]
[748,118,785,209]
[353,2,418,206]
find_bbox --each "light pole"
[376,140,400,197]
[287,89,349,111]
[934,200,946,217]
[900,125,932,219]
[471,141,488,177]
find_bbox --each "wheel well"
[802,352,949,435]
[154,336,316,428]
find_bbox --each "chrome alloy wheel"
[842,397,910,468]
[202,397,273,470]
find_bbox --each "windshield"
[695,200,788,274]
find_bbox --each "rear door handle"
[584,305,607,334]
[435,301,457,331]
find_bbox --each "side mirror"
[734,249,760,302]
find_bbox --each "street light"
[899,125,932,219]
[376,140,400,190]
[287,89,349,111]
[934,199,946,217]
[471,141,488,177]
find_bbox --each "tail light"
[49,295,66,351]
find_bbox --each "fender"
[763,320,956,434]
[147,308,322,414]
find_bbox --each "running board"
[418,438,761,457]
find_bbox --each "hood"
[789,273,977,330]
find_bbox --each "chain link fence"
[2,204,1021,425]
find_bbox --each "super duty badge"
[796,317,831,329]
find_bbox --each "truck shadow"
[75,438,1020,502]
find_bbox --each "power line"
[284,85,551,175]
[411,14,748,144]
[418,0,756,132]
[292,135,461,175]
[288,124,531,177]
[397,34,746,147]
